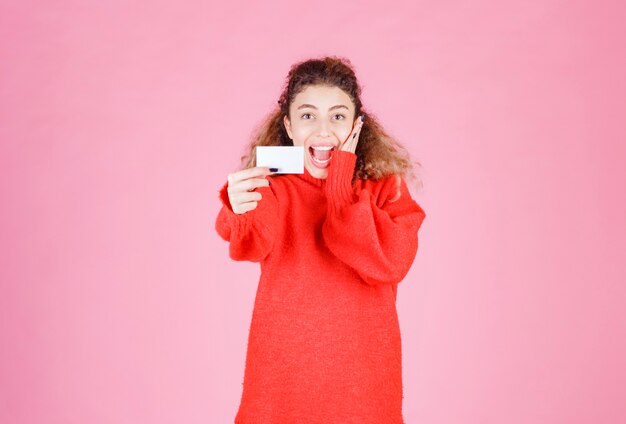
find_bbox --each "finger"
[230,177,270,193]
[340,135,355,152]
[339,126,357,150]
[234,191,263,204]
[231,193,262,213]
[350,120,362,139]
[229,166,274,185]
[349,118,364,141]
[234,200,258,214]
[343,125,362,152]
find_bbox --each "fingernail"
[269,168,278,172]
[361,115,365,123]
[352,133,357,139]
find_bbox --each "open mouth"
[309,145,335,164]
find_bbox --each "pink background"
[1,1,625,423]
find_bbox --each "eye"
[301,113,312,119]
[334,114,346,120]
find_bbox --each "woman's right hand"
[226,167,274,214]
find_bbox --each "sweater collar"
[294,165,326,187]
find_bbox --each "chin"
[305,162,329,179]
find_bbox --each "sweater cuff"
[325,149,358,213]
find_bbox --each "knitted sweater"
[215,149,426,423]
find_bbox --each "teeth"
[311,146,333,151]
[312,156,330,163]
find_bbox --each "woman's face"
[284,84,359,179]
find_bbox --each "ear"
[283,115,292,140]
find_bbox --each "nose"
[317,119,331,138]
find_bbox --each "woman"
[215,56,426,423]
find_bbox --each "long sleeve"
[321,150,426,286]
[214,179,280,262]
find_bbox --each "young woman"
[215,56,426,423]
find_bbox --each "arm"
[214,180,280,262]
[321,150,426,286]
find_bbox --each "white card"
[256,146,304,174]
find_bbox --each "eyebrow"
[296,104,350,111]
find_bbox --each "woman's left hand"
[338,115,365,153]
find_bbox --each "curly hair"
[237,55,424,191]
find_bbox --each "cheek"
[334,125,352,142]
[292,126,312,144]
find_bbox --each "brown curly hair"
[238,55,424,191]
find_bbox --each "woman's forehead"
[292,85,354,109]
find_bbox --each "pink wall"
[1,1,624,423]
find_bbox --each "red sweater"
[215,149,426,423]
